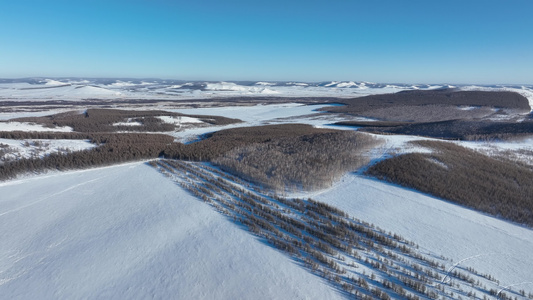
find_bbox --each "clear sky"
[1,0,532,84]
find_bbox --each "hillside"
[0,162,344,300]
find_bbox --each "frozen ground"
[0,162,343,300]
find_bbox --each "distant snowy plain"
[1,78,532,109]
[1,80,533,299]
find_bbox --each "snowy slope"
[308,174,533,288]
[0,162,343,300]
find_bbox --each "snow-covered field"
[168,103,345,142]
[0,163,343,299]
[308,174,533,287]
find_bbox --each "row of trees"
[151,159,521,300]
[0,133,173,180]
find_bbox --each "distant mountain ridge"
[1,78,532,105]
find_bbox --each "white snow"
[255,81,276,86]
[0,162,343,300]
[2,78,530,103]
[44,79,68,86]
[336,81,363,88]
[169,103,336,142]
[307,174,533,287]
[204,82,279,95]
[112,121,143,126]
[156,116,204,125]
[0,84,121,101]
[0,109,72,121]
[0,138,95,160]
[0,121,73,132]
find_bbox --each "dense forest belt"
[357,120,533,140]
[0,124,378,188]
[10,108,241,132]
[213,131,379,191]
[161,124,341,161]
[0,97,341,110]
[0,133,174,180]
[366,141,533,227]
[320,90,530,116]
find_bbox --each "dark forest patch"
[366,141,533,227]
[0,124,379,189]
[9,109,241,133]
[322,89,530,113]
[358,120,533,141]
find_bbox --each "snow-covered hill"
[0,162,344,300]
[1,78,531,103]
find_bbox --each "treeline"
[11,108,241,132]
[366,141,533,227]
[0,133,173,180]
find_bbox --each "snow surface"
[156,116,204,124]
[0,109,72,121]
[0,138,94,160]
[0,162,343,300]
[112,121,143,126]
[204,82,279,94]
[3,78,530,103]
[0,122,73,132]
[167,103,338,142]
[305,174,533,287]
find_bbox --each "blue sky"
[1,0,532,84]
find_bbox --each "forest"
[0,123,377,192]
[366,140,533,227]
[10,108,241,132]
